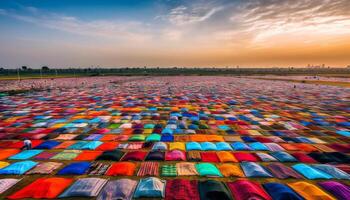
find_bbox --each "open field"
[0,76,349,199]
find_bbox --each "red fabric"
[0,141,15,148]
[254,136,273,143]
[121,151,147,161]
[74,150,102,161]
[227,180,272,200]
[291,152,318,163]
[328,144,350,153]
[8,177,73,199]
[0,149,21,160]
[200,152,219,162]
[8,140,43,149]
[165,179,200,200]
[232,152,259,162]
[105,162,136,176]
[96,142,118,151]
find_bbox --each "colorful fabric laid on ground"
[0,76,349,199]
[97,179,137,200]
[59,178,108,198]
[0,179,20,194]
[7,177,73,199]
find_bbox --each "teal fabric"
[196,163,223,177]
[9,150,43,160]
[133,177,166,198]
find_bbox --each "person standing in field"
[21,138,32,150]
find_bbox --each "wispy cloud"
[158,3,224,26]
[0,7,152,43]
[229,0,350,44]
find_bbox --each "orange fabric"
[8,177,73,199]
[122,129,133,135]
[54,141,76,149]
[190,134,207,142]
[219,164,244,177]
[280,143,300,151]
[105,162,136,176]
[74,150,102,161]
[100,135,118,141]
[287,181,335,200]
[0,149,20,160]
[217,151,238,163]
[208,135,224,142]
[293,143,318,152]
[96,142,118,151]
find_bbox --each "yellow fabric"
[218,164,244,177]
[217,151,238,163]
[169,142,186,151]
[0,161,10,169]
[143,129,153,134]
[287,182,336,200]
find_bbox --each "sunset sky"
[1,0,350,68]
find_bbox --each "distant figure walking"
[21,139,32,150]
[293,85,296,89]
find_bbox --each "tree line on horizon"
[0,66,350,76]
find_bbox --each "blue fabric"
[34,140,61,149]
[9,150,43,160]
[186,142,202,151]
[216,142,233,151]
[218,125,230,131]
[249,142,269,151]
[161,135,174,142]
[231,142,252,151]
[241,136,257,142]
[312,164,350,180]
[68,141,89,149]
[201,142,217,151]
[133,177,165,198]
[241,162,272,178]
[336,130,350,137]
[57,162,91,175]
[81,141,103,150]
[271,152,297,162]
[152,142,167,151]
[161,128,174,135]
[292,164,333,179]
[263,183,304,200]
[0,161,38,175]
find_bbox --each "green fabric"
[51,151,80,160]
[196,163,223,177]
[162,165,177,177]
[144,124,155,129]
[128,135,145,141]
[146,134,161,142]
[108,124,121,129]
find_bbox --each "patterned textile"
[137,162,159,176]
[162,165,177,177]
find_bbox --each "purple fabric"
[34,152,57,160]
[97,179,137,200]
[318,181,350,200]
[266,163,303,179]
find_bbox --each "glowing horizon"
[1,0,350,68]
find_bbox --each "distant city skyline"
[1,0,350,68]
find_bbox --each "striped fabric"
[162,165,177,177]
[137,162,159,176]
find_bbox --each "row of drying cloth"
[0,177,349,200]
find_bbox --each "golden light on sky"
[0,0,350,68]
